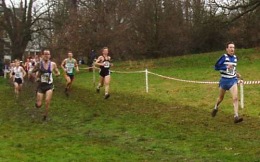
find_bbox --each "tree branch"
[211,0,260,23]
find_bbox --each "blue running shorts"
[219,77,238,90]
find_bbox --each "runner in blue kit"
[95,47,113,99]
[33,49,60,121]
[61,51,79,96]
[211,42,243,123]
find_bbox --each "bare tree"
[31,0,259,61]
[0,0,50,59]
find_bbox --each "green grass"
[1,48,260,161]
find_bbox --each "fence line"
[148,71,219,84]
[111,70,146,74]
[104,69,260,109]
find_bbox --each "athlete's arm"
[61,59,67,72]
[9,68,13,79]
[236,72,242,79]
[24,62,27,70]
[94,56,104,66]
[214,55,227,71]
[109,57,113,67]
[32,62,40,73]
[53,62,60,76]
[74,59,79,72]
[21,66,27,78]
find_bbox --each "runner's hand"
[237,73,242,79]
[227,64,233,69]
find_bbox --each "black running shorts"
[66,74,74,81]
[37,83,54,94]
[14,78,23,84]
[99,69,110,77]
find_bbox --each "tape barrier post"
[145,69,149,93]
[93,64,96,87]
[240,81,244,109]
[4,65,8,79]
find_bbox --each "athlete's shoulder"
[215,54,226,64]
[63,58,68,62]
[51,61,57,65]
[97,55,104,60]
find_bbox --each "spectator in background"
[88,50,96,72]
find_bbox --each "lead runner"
[211,41,243,123]
[33,49,60,121]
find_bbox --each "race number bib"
[103,61,110,68]
[227,66,235,75]
[15,73,20,78]
[41,73,50,83]
[66,63,74,73]
[67,67,73,73]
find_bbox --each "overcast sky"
[3,0,46,7]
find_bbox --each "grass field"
[1,48,260,161]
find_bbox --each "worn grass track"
[0,48,260,161]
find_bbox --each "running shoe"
[211,108,218,117]
[234,116,243,123]
[35,103,41,108]
[64,88,69,97]
[104,94,110,99]
[42,115,47,121]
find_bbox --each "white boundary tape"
[148,71,219,84]
[243,81,260,85]
[110,70,145,74]
[79,67,99,70]
[110,69,260,85]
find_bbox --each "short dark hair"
[102,47,108,51]
[226,41,235,48]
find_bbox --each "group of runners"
[7,43,243,124]
[8,47,112,121]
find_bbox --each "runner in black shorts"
[95,47,113,99]
[32,49,60,121]
[9,59,26,98]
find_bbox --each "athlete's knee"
[233,97,238,103]
[66,78,72,83]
